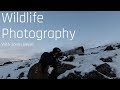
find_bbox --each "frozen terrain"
[0,43,120,79]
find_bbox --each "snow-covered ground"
[0,58,39,79]
[0,43,120,79]
[58,43,120,79]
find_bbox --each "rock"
[3,61,12,65]
[63,72,82,79]
[8,74,11,77]
[95,63,116,77]
[63,55,75,62]
[28,63,75,79]
[76,46,84,55]
[25,63,30,67]
[116,44,120,49]
[91,52,99,54]
[15,64,30,70]
[64,46,84,56]
[104,46,115,51]
[57,63,76,76]
[18,72,24,79]
[115,54,118,56]
[26,64,30,67]
[17,66,25,70]
[83,71,106,79]
[92,64,97,67]
[48,63,76,79]
[100,57,113,62]
[6,74,11,78]
[74,71,81,75]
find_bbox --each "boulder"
[76,46,84,55]
[83,71,106,79]
[64,46,84,56]
[62,72,82,79]
[6,74,11,78]
[62,71,82,79]
[48,63,76,79]
[17,66,25,70]
[100,57,113,62]
[7,74,11,77]
[28,62,75,79]
[3,61,12,65]
[25,63,31,67]
[104,46,115,51]
[57,63,76,76]
[84,63,116,79]
[91,52,99,54]
[95,63,116,77]
[116,44,120,49]
[18,72,24,79]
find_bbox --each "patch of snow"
[0,43,120,79]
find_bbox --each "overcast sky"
[0,11,120,60]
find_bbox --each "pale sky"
[0,11,120,60]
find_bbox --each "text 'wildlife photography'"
[0,11,120,79]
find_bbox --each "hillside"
[0,43,120,79]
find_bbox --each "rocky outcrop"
[104,46,115,51]
[0,61,12,66]
[64,46,84,56]
[17,66,25,69]
[57,63,76,76]
[18,72,24,79]
[91,52,99,54]
[100,57,113,62]
[63,63,116,79]
[83,71,106,79]
[63,71,82,79]
[6,74,11,78]
[95,63,116,78]
[116,44,120,49]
